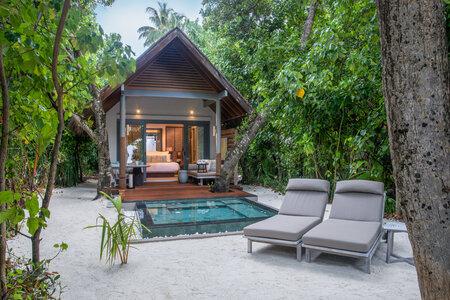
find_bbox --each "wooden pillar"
[215,98,221,175]
[119,84,127,189]
[183,125,189,170]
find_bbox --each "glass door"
[188,125,206,163]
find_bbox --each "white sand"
[9,181,420,299]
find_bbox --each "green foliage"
[384,197,396,214]
[56,130,98,187]
[0,0,135,295]
[86,193,141,265]
[0,191,49,236]
[0,0,135,190]
[5,245,68,299]
[201,0,393,201]
[138,1,190,46]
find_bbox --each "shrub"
[6,243,67,299]
[86,193,140,265]
[384,196,396,214]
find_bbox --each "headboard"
[147,151,171,163]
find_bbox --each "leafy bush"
[202,0,395,201]
[384,197,396,214]
[0,191,49,237]
[86,194,140,265]
[6,243,67,299]
[56,130,98,187]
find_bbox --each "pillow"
[335,180,384,195]
[286,178,330,193]
[146,151,170,163]
[148,155,167,163]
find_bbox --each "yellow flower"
[296,88,305,99]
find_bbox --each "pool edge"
[130,230,243,243]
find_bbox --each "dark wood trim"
[119,136,126,188]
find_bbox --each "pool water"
[135,197,277,239]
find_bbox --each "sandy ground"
[9,181,420,300]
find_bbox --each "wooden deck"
[121,181,253,202]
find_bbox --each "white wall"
[106,96,217,162]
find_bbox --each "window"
[146,128,162,151]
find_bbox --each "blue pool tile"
[136,197,277,239]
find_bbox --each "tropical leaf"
[86,194,138,265]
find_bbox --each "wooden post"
[215,98,221,175]
[119,84,127,189]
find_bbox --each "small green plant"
[208,181,214,192]
[384,197,396,214]
[6,243,68,299]
[86,193,139,265]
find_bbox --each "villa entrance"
[124,119,210,182]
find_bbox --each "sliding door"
[188,125,207,163]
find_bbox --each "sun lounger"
[302,180,385,273]
[243,178,330,261]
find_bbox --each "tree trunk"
[75,137,83,183]
[32,0,71,264]
[300,0,318,49]
[212,112,267,192]
[376,1,450,298]
[89,85,112,199]
[0,45,10,297]
[71,85,112,199]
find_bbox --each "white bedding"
[146,162,180,174]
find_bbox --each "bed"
[146,151,180,177]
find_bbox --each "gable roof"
[101,28,252,127]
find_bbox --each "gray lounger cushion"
[244,215,321,241]
[286,178,330,193]
[330,180,385,222]
[302,219,381,252]
[279,179,330,218]
[334,179,383,195]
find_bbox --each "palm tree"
[138,2,186,47]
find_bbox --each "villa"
[95,28,415,278]
[101,28,251,199]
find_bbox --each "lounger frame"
[245,236,303,261]
[302,193,386,274]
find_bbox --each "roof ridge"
[136,27,182,67]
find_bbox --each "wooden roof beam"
[122,89,227,101]
[203,100,215,107]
